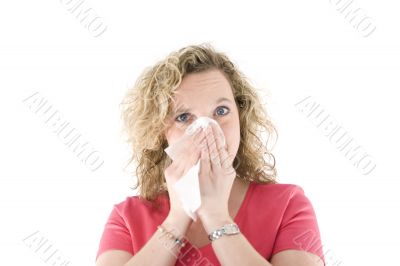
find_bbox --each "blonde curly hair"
[120,43,278,202]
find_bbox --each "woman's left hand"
[196,122,237,230]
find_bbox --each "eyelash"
[175,106,230,123]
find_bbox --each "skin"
[96,69,324,266]
[165,69,241,166]
[164,68,246,246]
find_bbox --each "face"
[164,69,241,163]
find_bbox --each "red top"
[96,182,325,265]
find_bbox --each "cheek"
[165,125,193,147]
[221,122,240,151]
[165,128,181,146]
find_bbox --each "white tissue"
[164,117,226,221]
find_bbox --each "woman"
[95,43,325,266]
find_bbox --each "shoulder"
[249,182,312,212]
[251,182,305,199]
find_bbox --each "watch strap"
[208,223,240,241]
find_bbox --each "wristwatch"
[208,223,240,241]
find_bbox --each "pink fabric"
[96,182,325,265]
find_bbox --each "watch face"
[224,224,240,234]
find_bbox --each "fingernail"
[186,128,194,135]
[186,126,198,136]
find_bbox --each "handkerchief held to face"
[164,117,226,221]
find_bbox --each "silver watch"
[208,223,240,241]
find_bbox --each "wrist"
[163,211,192,237]
[166,210,192,224]
[199,213,234,234]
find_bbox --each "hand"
[163,127,206,222]
[196,123,237,225]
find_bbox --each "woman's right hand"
[163,127,206,221]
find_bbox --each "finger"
[211,123,234,172]
[191,132,207,164]
[182,127,203,149]
[173,127,202,159]
[184,122,200,136]
[213,122,227,150]
[167,127,201,160]
[192,127,206,145]
[199,138,210,176]
[205,125,221,169]
[188,128,206,161]
[211,123,226,166]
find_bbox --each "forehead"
[173,70,233,103]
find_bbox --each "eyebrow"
[174,97,232,114]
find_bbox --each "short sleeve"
[271,185,325,265]
[95,205,134,261]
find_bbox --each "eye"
[175,113,191,123]
[174,106,230,123]
[215,106,230,116]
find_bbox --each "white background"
[1,0,399,265]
